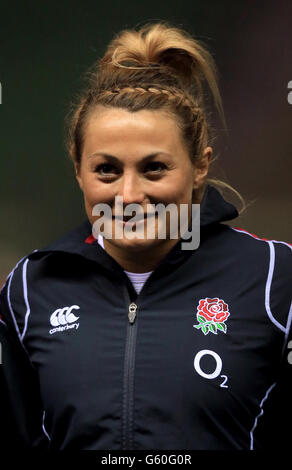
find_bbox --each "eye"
[94,163,118,176]
[145,161,167,173]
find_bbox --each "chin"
[108,233,168,253]
[114,236,159,251]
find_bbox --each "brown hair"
[65,21,248,214]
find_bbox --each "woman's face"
[75,105,212,254]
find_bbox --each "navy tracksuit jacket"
[0,184,291,450]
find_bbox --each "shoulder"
[221,224,292,258]
[0,252,32,342]
[225,225,292,266]
[204,224,291,272]
[223,225,292,333]
[226,225,292,247]
[0,219,92,329]
[223,224,292,283]
[29,218,92,255]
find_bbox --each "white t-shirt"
[97,234,153,294]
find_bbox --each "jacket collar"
[199,184,238,226]
[28,184,238,272]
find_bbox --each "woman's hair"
[65,21,248,214]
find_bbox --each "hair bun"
[99,21,223,113]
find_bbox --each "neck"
[103,237,180,273]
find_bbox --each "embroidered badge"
[193,297,230,335]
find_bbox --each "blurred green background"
[0,1,291,285]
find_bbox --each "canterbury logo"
[49,305,80,335]
[50,305,80,326]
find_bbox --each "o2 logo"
[193,349,228,388]
[288,81,292,105]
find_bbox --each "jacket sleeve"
[254,326,292,449]
[254,241,292,449]
[0,260,49,450]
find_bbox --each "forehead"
[82,106,188,157]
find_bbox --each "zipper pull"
[128,302,137,324]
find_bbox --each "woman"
[0,22,291,450]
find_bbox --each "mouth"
[113,213,158,223]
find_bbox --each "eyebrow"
[87,152,171,162]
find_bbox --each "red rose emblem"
[197,297,229,323]
[194,297,230,335]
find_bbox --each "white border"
[250,382,276,450]
[42,410,51,441]
[230,227,291,334]
[21,259,30,340]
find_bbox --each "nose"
[117,171,146,207]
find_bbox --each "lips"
[113,212,157,222]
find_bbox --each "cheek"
[157,175,193,204]
[81,176,114,207]
[82,184,115,225]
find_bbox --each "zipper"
[122,285,138,450]
[128,302,137,324]
[120,265,167,449]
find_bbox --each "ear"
[74,162,84,191]
[193,146,213,189]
